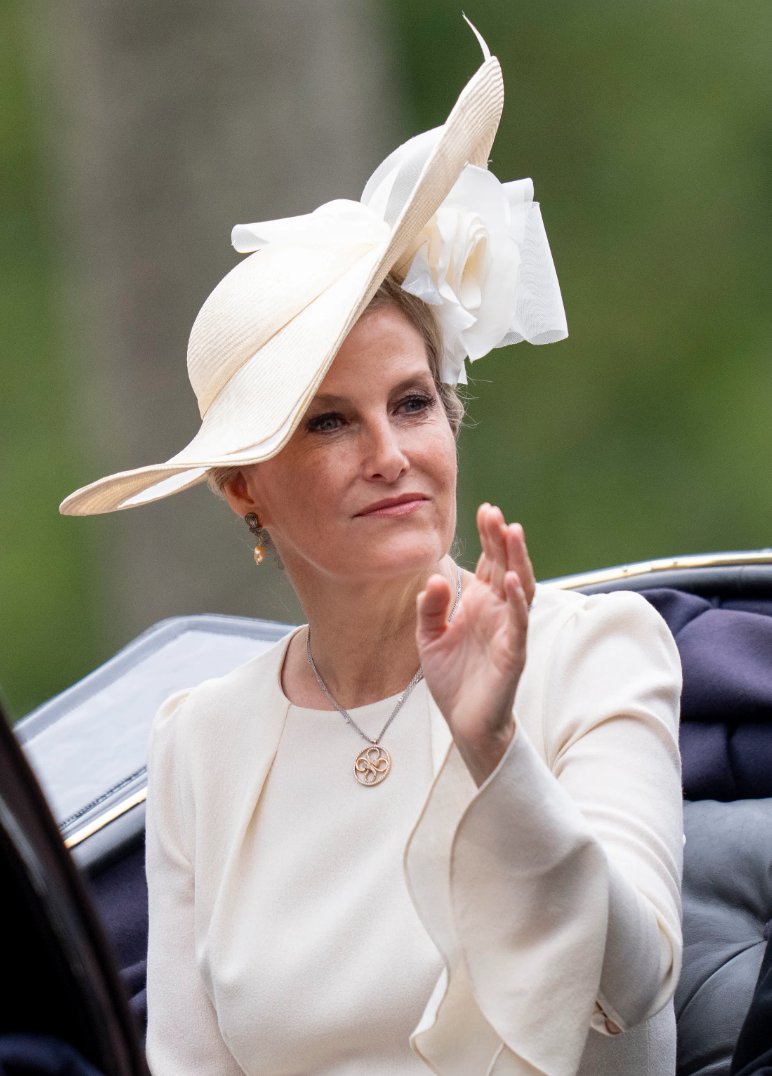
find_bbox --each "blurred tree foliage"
[1,2,102,720]
[391,0,772,578]
[2,0,771,719]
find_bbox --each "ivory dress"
[145,586,683,1075]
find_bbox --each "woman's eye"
[398,393,434,415]
[308,412,344,433]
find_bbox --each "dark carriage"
[4,551,772,1075]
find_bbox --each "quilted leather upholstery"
[676,800,772,1076]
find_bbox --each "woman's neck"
[282,557,457,709]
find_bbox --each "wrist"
[455,718,516,787]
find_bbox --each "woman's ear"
[220,469,259,520]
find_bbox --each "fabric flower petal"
[385,160,567,383]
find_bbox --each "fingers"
[506,521,536,606]
[475,504,506,593]
[504,569,530,634]
[416,574,453,646]
[476,504,536,606]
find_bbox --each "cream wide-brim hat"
[60,32,564,517]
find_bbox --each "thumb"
[416,575,452,647]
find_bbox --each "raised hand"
[416,504,535,784]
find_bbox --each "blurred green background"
[2,0,770,720]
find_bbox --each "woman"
[61,32,683,1076]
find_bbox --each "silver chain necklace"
[305,564,463,786]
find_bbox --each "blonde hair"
[208,274,463,498]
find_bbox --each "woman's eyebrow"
[310,374,434,410]
[309,393,348,408]
[389,374,435,394]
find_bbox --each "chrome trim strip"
[64,788,147,850]
[544,550,772,591]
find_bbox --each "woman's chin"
[341,534,452,583]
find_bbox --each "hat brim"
[60,55,503,516]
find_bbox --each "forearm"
[408,589,683,1074]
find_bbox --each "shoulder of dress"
[532,584,668,634]
[151,627,297,746]
[527,584,585,645]
[523,586,679,702]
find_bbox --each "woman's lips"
[356,494,429,518]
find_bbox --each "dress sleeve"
[408,590,683,1075]
[145,692,244,1076]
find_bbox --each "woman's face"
[228,304,458,588]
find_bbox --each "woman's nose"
[363,419,409,483]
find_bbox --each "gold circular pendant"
[354,744,391,786]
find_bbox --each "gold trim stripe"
[64,788,147,850]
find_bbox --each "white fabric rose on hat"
[398,166,568,384]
